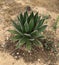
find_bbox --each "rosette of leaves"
[8,11,47,51]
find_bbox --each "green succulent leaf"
[12,20,21,31]
[24,21,29,32]
[38,25,47,32]
[20,13,24,25]
[31,30,38,34]
[24,11,28,22]
[24,33,31,37]
[34,12,38,24]
[31,30,38,36]
[17,16,23,31]
[11,35,21,41]
[39,19,45,26]
[31,30,44,38]
[38,35,44,39]
[16,37,25,49]
[8,30,23,36]
[29,38,35,41]
[35,19,45,29]
[8,30,19,34]
[34,40,42,46]
[27,12,34,23]
[35,33,44,38]
[26,41,31,51]
[29,19,34,32]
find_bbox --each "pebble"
[6,36,9,40]
[28,51,31,53]
[55,45,57,47]
[23,53,24,55]
[14,56,18,59]
[38,59,40,62]
[1,43,5,48]
[25,6,31,11]
[16,52,19,55]
[42,49,44,51]
[29,53,32,56]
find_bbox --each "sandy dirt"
[0,0,59,65]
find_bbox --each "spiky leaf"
[24,21,29,32]
[38,25,47,32]
[12,20,22,32]
[11,35,22,41]
[17,16,23,31]
[16,37,25,49]
[26,41,31,50]
[20,13,24,25]
[27,12,34,23]
[34,40,42,46]
[24,11,28,22]
[8,30,23,36]
[35,19,45,29]
[34,12,38,24]
[29,19,34,32]
[31,30,38,34]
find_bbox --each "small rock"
[23,53,24,55]
[38,59,40,62]
[6,37,9,40]
[55,45,57,47]
[14,56,18,59]
[28,50,31,53]
[29,53,32,55]
[25,6,31,11]
[42,49,44,51]
[16,52,19,55]
[1,43,5,48]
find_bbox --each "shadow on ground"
[3,39,57,65]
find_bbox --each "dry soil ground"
[0,0,59,65]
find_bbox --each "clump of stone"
[25,6,31,11]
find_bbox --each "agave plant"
[8,11,47,51]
